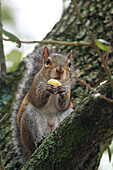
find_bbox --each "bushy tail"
[11,45,44,163]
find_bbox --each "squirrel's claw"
[46,83,56,94]
[46,84,65,94]
[57,85,65,94]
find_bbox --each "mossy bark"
[24,82,113,170]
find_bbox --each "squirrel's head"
[42,46,72,83]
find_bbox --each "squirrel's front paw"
[57,85,65,94]
[46,84,56,94]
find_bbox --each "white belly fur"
[27,94,73,137]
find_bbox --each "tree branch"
[2,37,92,47]
[0,113,9,124]
[74,75,113,103]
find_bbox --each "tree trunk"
[0,0,113,169]
[0,2,6,78]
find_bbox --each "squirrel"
[11,46,73,163]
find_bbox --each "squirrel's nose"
[56,66,64,74]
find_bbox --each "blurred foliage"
[6,49,23,72]
[1,0,22,72]
[1,0,15,25]
[0,60,25,168]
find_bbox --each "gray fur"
[11,45,73,163]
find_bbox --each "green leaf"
[6,50,23,72]
[95,39,111,51]
[0,27,21,48]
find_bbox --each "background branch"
[72,0,113,91]
[74,75,113,103]
[2,37,92,47]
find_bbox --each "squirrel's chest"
[31,94,72,137]
[36,94,61,135]
[41,94,58,114]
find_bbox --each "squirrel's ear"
[43,46,49,63]
[67,50,72,60]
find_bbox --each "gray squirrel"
[11,45,73,163]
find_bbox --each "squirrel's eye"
[46,58,51,65]
[68,62,71,67]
